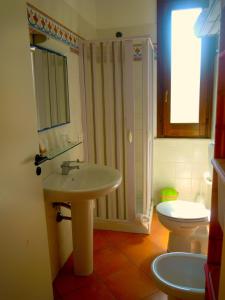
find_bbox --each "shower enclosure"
[79,37,154,233]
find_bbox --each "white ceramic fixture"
[44,162,122,276]
[156,200,210,253]
[151,252,206,300]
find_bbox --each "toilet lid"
[156,200,210,221]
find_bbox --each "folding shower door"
[79,38,153,233]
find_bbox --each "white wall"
[28,0,97,279]
[0,0,97,296]
[63,0,97,28]
[0,1,53,299]
[0,3,214,296]
[36,38,84,279]
[95,0,157,41]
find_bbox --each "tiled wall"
[132,52,214,212]
[153,139,212,207]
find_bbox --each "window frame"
[157,0,217,138]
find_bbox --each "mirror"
[31,45,70,131]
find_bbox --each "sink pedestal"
[71,200,94,276]
[44,163,122,276]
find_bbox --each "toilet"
[151,252,206,300]
[156,200,210,253]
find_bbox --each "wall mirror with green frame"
[30,36,70,132]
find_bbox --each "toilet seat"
[156,200,210,223]
[156,200,210,253]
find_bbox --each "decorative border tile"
[27,3,81,53]
[26,3,152,60]
[133,43,158,61]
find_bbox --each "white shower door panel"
[79,37,153,232]
[113,41,126,220]
[122,40,136,222]
[142,40,153,215]
[91,43,107,219]
[102,42,117,220]
[83,43,95,163]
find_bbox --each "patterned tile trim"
[27,3,150,60]
[27,3,82,53]
[133,44,142,61]
[133,43,158,61]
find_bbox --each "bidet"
[151,252,206,300]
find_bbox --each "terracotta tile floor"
[53,212,169,300]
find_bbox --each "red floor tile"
[61,279,116,300]
[53,269,97,297]
[93,229,110,252]
[94,246,131,277]
[143,291,168,300]
[53,211,168,300]
[118,237,166,269]
[105,230,144,247]
[104,264,158,300]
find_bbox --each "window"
[157,0,217,138]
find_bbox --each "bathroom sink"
[43,163,122,202]
[43,162,122,276]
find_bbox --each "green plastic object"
[160,187,178,202]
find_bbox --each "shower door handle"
[128,130,133,144]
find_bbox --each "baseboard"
[94,201,154,234]
[94,218,150,234]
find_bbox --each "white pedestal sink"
[43,163,122,276]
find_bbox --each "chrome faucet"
[61,161,80,175]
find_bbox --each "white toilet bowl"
[156,200,210,253]
[151,252,206,300]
